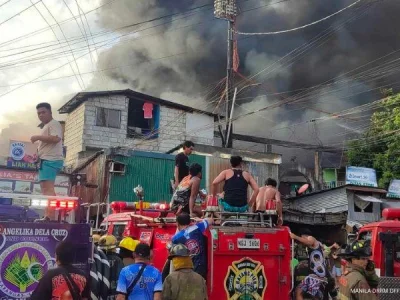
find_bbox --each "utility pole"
[214,0,237,148]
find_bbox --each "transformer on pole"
[214,0,237,148]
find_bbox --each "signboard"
[7,140,38,170]
[0,223,91,299]
[0,169,69,196]
[387,179,400,199]
[346,166,378,187]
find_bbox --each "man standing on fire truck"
[174,141,195,188]
[31,102,64,220]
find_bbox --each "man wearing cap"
[116,243,162,300]
[338,240,378,300]
[162,244,207,300]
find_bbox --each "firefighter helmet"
[92,234,101,244]
[339,240,372,258]
[119,237,139,252]
[98,234,118,251]
[168,244,191,259]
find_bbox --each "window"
[96,108,121,128]
[127,98,159,139]
[112,223,127,241]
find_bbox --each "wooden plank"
[214,132,341,153]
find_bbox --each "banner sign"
[346,166,378,187]
[8,140,38,170]
[387,179,400,199]
[0,223,91,299]
[0,169,69,196]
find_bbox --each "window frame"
[95,107,121,129]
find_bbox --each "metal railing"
[323,181,345,189]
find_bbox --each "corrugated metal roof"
[355,195,382,203]
[382,199,400,209]
[59,89,219,117]
[288,186,348,213]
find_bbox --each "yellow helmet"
[92,234,101,244]
[98,234,118,251]
[119,237,140,252]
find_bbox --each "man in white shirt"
[31,103,64,217]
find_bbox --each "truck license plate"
[237,238,260,249]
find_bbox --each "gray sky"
[0,0,105,146]
[1,0,399,160]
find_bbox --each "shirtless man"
[170,163,205,217]
[253,178,283,226]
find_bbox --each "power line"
[0,0,118,49]
[0,4,212,68]
[0,0,41,27]
[0,0,12,9]
[30,0,84,89]
[236,0,363,35]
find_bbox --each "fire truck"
[355,207,400,295]
[102,200,293,300]
[0,193,92,300]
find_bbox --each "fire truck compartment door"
[211,228,291,299]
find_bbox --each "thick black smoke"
[92,0,400,160]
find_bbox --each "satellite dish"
[297,184,309,195]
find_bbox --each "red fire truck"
[101,200,293,299]
[357,208,400,278]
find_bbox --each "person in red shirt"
[31,241,90,300]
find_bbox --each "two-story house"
[59,89,218,167]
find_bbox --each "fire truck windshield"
[112,223,127,241]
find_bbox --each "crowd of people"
[171,141,379,300]
[30,215,209,300]
[170,141,283,222]
[291,229,379,300]
[28,140,379,299]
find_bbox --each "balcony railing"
[323,181,345,189]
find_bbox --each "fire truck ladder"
[216,211,277,227]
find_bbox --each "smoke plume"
[91,0,400,153]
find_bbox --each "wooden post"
[314,151,322,190]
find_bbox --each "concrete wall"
[83,95,129,150]
[185,112,214,146]
[64,103,85,166]
[63,95,215,167]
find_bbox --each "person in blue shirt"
[116,243,162,300]
[171,213,212,280]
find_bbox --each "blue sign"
[387,180,400,199]
[346,166,378,187]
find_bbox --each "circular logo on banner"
[0,242,54,299]
[224,257,267,300]
[10,143,25,161]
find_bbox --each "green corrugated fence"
[109,152,206,203]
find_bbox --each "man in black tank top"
[211,156,259,212]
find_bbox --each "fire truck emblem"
[224,257,267,300]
